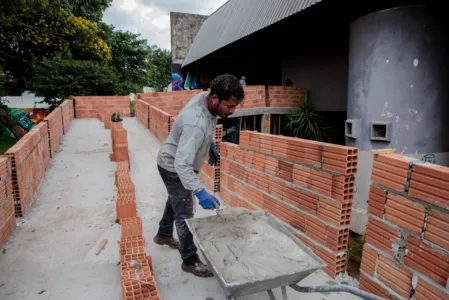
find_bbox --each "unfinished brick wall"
[44,107,64,158]
[110,122,161,300]
[0,156,15,248]
[138,90,200,116]
[219,130,357,277]
[5,123,50,217]
[2,100,73,220]
[360,152,449,300]
[60,99,73,134]
[149,106,171,143]
[267,86,307,108]
[241,86,267,108]
[198,125,223,193]
[136,100,150,129]
[74,96,130,118]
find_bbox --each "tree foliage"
[147,46,172,90]
[0,0,172,140]
[31,56,119,108]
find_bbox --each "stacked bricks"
[60,99,73,134]
[149,106,171,143]
[110,123,161,300]
[360,151,449,300]
[43,107,64,158]
[136,100,150,129]
[267,86,308,108]
[198,125,223,193]
[241,86,268,108]
[219,130,358,277]
[0,156,16,248]
[74,96,130,119]
[5,123,51,217]
[110,122,130,164]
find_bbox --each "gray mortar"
[188,207,318,286]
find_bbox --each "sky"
[103,0,228,50]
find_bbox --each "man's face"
[211,95,239,119]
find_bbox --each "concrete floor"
[0,118,361,300]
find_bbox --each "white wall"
[2,92,48,108]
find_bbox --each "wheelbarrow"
[185,208,385,300]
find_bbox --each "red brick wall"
[136,100,150,129]
[1,98,74,236]
[74,96,130,118]
[219,130,358,277]
[5,123,50,217]
[198,125,223,193]
[149,106,171,143]
[0,156,15,249]
[360,152,449,299]
[138,90,200,116]
[267,86,307,108]
[44,108,64,158]
[240,86,267,109]
[60,100,72,134]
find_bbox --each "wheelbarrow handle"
[289,284,386,300]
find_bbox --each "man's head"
[207,74,245,119]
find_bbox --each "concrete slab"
[0,118,362,300]
[0,119,122,300]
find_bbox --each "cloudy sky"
[103,0,228,50]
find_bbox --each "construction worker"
[153,74,245,277]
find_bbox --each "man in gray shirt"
[154,74,245,277]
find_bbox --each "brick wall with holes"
[135,100,150,129]
[149,106,171,143]
[74,96,130,118]
[198,125,223,194]
[3,99,74,220]
[219,130,357,277]
[44,107,64,158]
[0,156,15,249]
[360,152,449,300]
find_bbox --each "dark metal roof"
[182,0,322,67]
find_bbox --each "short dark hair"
[210,74,245,103]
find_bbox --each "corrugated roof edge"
[182,0,323,68]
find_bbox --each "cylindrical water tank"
[346,5,449,153]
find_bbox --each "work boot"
[153,236,180,249]
[182,260,214,278]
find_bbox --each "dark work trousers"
[156,165,199,265]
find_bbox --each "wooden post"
[261,114,271,134]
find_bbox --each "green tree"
[0,0,112,94]
[147,46,172,90]
[30,56,119,109]
[99,23,152,94]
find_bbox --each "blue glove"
[194,188,220,210]
[208,142,220,166]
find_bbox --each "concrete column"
[346,5,449,235]
[347,5,449,153]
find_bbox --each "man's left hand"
[208,142,219,166]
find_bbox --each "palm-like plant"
[285,95,328,142]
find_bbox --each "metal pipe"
[289,284,386,300]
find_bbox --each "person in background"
[153,74,245,277]
[239,75,247,86]
[285,78,294,86]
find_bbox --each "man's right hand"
[194,189,220,210]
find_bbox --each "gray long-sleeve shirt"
[157,92,217,192]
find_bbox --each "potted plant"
[285,95,328,142]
